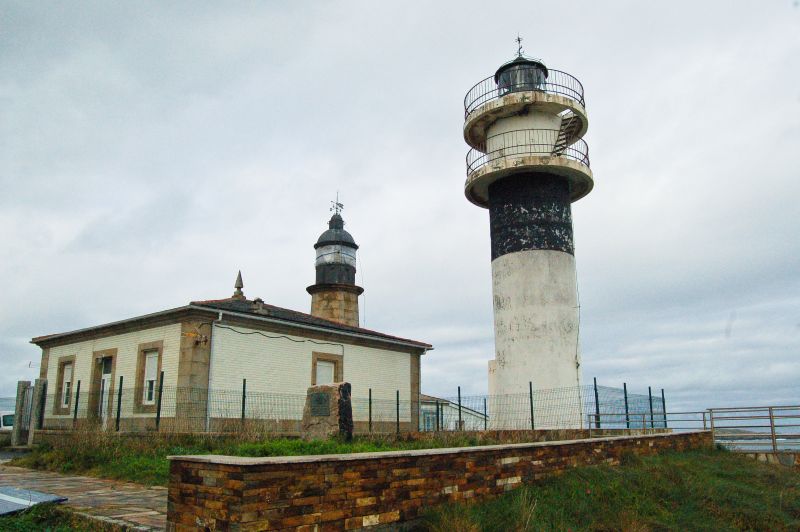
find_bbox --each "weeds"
[10,429,507,486]
[422,449,800,531]
[0,503,102,531]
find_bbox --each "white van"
[0,411,13,432]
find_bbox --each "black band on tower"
[315,263,356,285]
[488,173,574,260]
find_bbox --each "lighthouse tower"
[463,44,592,427]
[307,199,364,327]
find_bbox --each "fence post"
[156,371,164,431]
[115,376,123,432]
[529,381,535,430]
[396,390,400,435]
[72,381,81,428]
[241,378,247,428]
[768,407,778,453]
[593,377,601,429]
[709,409,715,444]
[457,386,462,431]
[661,388,667,429]
[702,411,707,430]
[623,382,630,430]
[368,388,372,433]
[648,386,654,429]
[483,397,487,431]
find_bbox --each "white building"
[31,212,431,433]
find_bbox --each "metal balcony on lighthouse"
[463,48,593,209]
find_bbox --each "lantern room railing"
[464,67,585,119]
[466,129,590,176]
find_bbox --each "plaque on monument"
[310,392,330,417]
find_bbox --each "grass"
[0,503,102,531]
[10,430,493,486]
[422,449,800,531]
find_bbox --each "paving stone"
[0,465,167,530]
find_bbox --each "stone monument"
[301,382,353,441]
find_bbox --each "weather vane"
[330,191,344,215]
[516,34,524,57]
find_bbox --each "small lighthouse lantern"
[495,36,549,95]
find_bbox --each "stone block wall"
[310,289,360,328]
[167,430,712,531]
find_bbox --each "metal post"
[709,409,715,444]
[72,381,81,427]
[396,390,400,434]
[483,397,487,431]
[37,380,48,430]
[155,371,164,431]
[368,388,373,433]
[661,388,667,429]
[435,401,440,432]
[457,386,462,431]
[648,386,654,429]
[702,411,707,430]
[593,377,601,429]
[529,381,535,430]
[768,407,778,453]
[115,376,123,432]
[241,378,247,427]
[623,382,630,430]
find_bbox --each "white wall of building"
[209,324,413,421]
[43,323,182,420]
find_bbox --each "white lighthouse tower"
[463,43,593,428]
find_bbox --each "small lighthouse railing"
[466,129,590,176]
[464,67,585,119]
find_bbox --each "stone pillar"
[176,320,213,432]
[10,381,31,447]
[301,383,353,441]
[27,378,47,447]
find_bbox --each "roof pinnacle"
[232,270,245,300]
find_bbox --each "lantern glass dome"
[495,57,549,96]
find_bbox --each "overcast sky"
[1,1,798,412]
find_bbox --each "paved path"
[0,465,167,530]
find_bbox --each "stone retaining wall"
[744,451,800,472]
[167,430,711,531]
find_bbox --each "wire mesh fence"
[26,379,675,436]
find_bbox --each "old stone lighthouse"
[462,48,593,427]
[306,202,364,327]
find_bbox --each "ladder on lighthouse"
[552,112,581,156]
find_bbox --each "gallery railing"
[466,129,590,176]
[464,66,585,119]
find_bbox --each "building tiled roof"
[190,297,432,349]
[31,297,432,351]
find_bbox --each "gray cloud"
[1,1,798,413]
